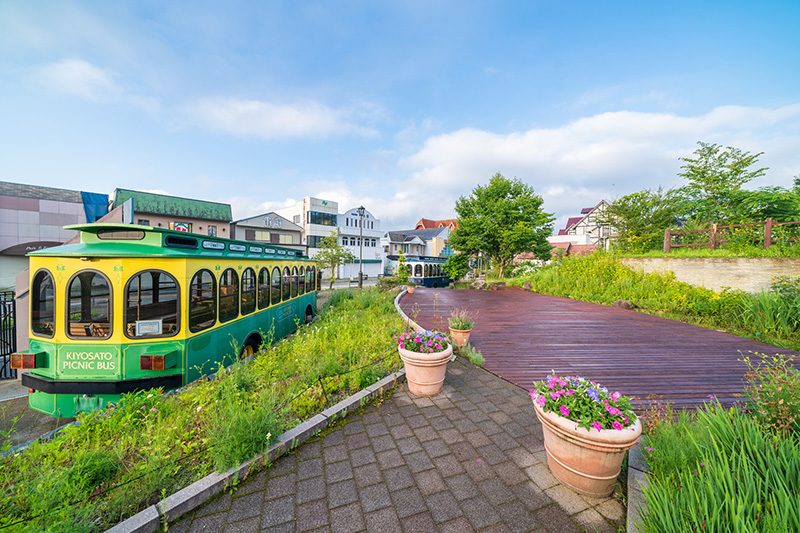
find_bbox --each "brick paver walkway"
[168,359,625,532]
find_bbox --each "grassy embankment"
[0,288,403,533]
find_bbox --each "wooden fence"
[664,218,800,253]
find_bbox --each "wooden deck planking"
[400,287,798,410]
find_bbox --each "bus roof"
[28,223,312,261]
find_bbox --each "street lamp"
[357,206,365,289]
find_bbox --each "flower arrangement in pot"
[447,308,476,349]
[530,374,641,497]
[394,330,452,396]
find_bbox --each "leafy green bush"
[459,343,485,366]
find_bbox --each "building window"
[307,211,337,226]
[346,219,350,227]
[31,269,55,337]
[307,235,329,248]
[293,215,300,224]
[189,270,216,332]
[350,237,356,246]
[137,219,150,226]
[208,225,217,237]
[279,234,293,244]
[125,270,179,337]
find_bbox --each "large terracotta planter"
[406,285,416,294]
[532,401,642,497]
[448,327,472,348]
[399,344,452,396]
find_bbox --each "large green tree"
[602,188,684,253]
[678,142,768,223]
[443,252,470,281]
[314,230,355,289]
[450,173,554,277]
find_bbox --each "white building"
[231,212,304,251]
[548,200,614,249]
[381,227,453,275]
[274,197,385,280]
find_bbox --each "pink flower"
[612,421,623,430]
[535,395,546,407]
[611,391,622,401]
[560,405,570,417]
[624,417,629,424]
[428,348,434,353]
[548,380,558,390]
[550,392,561,401]
[414,336,421,343]
[427,340,433,347]
[592,421,602,432]
[434,343,442,350]
[608,407,622,416]
[399,344,405,350]
[558,379,567,387]
[565,389,576,396]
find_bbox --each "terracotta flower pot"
[398,344,452,396]
[406,285,415,294]
[448,327,472,348]
[532,400,642,497]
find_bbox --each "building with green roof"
[112,189,232,238]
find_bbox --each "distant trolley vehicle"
[11,223,317,418]
[407,257,451,288]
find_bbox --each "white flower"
[196,405,202,412]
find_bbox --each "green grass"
[613,242,800,258]
[0,288,403,532]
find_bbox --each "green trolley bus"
[11,223,317,418]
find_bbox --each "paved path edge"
[626,444,649,532]
[104,370,407,533]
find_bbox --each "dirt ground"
[1,395,75,450]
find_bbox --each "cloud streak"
[181,97,379,140]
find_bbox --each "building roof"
[0,181,95,203]
[113,189,232,222]
[558,217,583,235]
[415,218,458,230]
[387,227,449,242]
[231,212,301,231]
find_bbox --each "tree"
[602,188,683,253]
[395,252,410,285]
[443,252,470,281]
[314,230,355,289]
[678,142,768,223]
[449,173,554,277]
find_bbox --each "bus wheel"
[305,305,315,325]
[432,282,438,288]
[242,344,255,358]
[241,335,261,358]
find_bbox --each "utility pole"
[357,205,365,289]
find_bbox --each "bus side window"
[298,266,305,295]
[271,267,281,305]
[219,268,239,323]
[31,269,55,337]
[414,264,422,277]
[291,266,298,298]
[125,270,179,337]
[282,267,291,301]
[189,270,216,332]
[258,268,270,309]
[241,268,256,315]
[67,270,112,339]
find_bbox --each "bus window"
[298,266,305,295]
[306,266,315,291]
[189,270,216,332]
[125,270,179,338]
[219,268,239,323]
[414,264,422,277]
[291,267,298,298]
[271,267,281,305]
[282,267,291,301]
[67,270,111,339]
[31,269,55,337]
[258,268,270,309]
[241,268,256,315]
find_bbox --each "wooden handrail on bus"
[664,218,800,252]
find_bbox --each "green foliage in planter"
[459,343,485,366]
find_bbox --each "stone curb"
[105,370,406,533]
[626,444,649,533]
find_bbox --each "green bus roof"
[29,223,312,261]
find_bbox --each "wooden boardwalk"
[400,287,799,410]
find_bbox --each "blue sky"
[1,1,799,232]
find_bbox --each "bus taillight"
[11,353,37,369]
[140,354,166,371]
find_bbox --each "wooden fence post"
[764,218,773,249]
[710,223,717,251]
[663,228,671,253]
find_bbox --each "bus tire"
[304,305,315,325]
[241,334,261,358]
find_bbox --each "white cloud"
[181,97,379,140]
[387,103,800,230]
[31,58,159,114]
